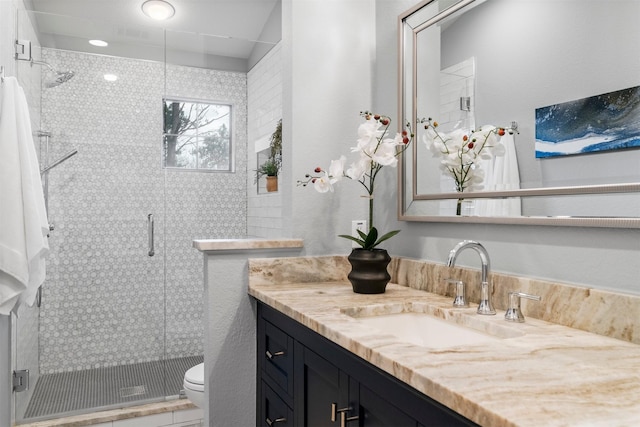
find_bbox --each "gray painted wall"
[284,0,376,253]
[281,0,639,295]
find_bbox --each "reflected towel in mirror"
[474,133,522,217]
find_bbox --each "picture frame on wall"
[535,85,640,158]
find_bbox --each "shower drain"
[120,385,147,398]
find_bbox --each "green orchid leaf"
[363,227,378,249]
[340,229,401,250]
[338,234,365,247]
[373,230,401,247]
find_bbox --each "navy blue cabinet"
[256,302,477,427]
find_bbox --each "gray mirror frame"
[397,0,640,229]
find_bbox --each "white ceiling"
[24,0,280,69]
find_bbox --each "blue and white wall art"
[535,85,640,158]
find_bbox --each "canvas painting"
[535,85,640,158]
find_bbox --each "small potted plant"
[257,119,282,192]
[257,158,280,192]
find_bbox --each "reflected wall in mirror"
[398,0,640,227]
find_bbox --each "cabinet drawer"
[263,320,294,395]
[260,381,294,427]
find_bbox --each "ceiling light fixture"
[89,39,108,47]
[141,0,175,21]
[104,74,118,82]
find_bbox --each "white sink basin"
[345,307,521,349]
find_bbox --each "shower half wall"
[14,45,247,422]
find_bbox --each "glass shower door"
[13,10,170,422]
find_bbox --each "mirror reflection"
[399,0,640,225]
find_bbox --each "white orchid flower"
[441,151,461,168]
[346,157,370,181]
[419,119,512,201]
[298,112,415,242]
[329,156,346,183]
[384,133,403,147]
[423,128,441,153]
[372,135,402,166]
[356,119,383,152]
[313,171,334,193]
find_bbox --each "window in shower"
[163,98,233,171]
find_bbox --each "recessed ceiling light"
[104,74,118,82]
[89,39,108,47]
[141,0,175,21]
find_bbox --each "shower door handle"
[147,214,155,257]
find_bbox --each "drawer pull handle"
[340,411,359,427]
[266,416,287,426]
[331,404,358,426]
[266,350,285,360]
[331,403,338,422]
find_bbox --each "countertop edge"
[193,238,304,252]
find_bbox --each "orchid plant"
[298,111,413,250]
[421,118,514,214]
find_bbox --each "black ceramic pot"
[347,248,391,294]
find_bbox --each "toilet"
[183,363,205,408]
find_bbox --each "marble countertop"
[193,238,303,252]
[248,279,640,426]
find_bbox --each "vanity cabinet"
[256,302,477,427]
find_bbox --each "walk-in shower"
[9,8,250,424]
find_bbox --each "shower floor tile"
[23,355,203,421]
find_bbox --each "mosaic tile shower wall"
[39,49,247,374]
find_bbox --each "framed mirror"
[398,0,640,228]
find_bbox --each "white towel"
[0,76,49,315]
[474,133,522,217]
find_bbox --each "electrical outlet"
[351,220,367,247]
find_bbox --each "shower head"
[46,70,75,88]
[30,59,75,88]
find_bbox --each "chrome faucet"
[447,240,496,315]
